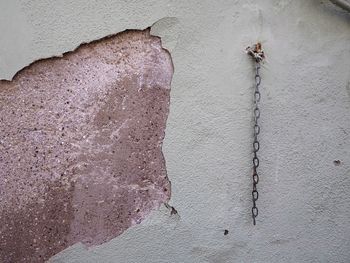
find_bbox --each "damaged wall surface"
[0,30,172,262]
[0,0,350,263]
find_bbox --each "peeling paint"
[0,29,173,262]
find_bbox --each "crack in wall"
[0,28,173,263]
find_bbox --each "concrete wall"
[1,0,350,262]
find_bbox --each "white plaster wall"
[1,0,350,262]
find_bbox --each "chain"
[246,43,264,225]
[251,62,261,225]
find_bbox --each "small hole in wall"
[224,230,229,235]
[333,160,341,166]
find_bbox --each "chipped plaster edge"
[0,14,180,81]
[1,18,179,82]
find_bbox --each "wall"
[0,0,350,262]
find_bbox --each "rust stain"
[0,29,173,262]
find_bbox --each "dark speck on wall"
[333,160,341,166]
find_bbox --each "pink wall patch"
[0,29,173,262]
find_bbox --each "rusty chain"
[246,43,264,225]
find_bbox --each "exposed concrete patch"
[0,29,173,262]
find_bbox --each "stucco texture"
[0,0,350,262]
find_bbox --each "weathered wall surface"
[0,29,173,262]
[0,0,349,262]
